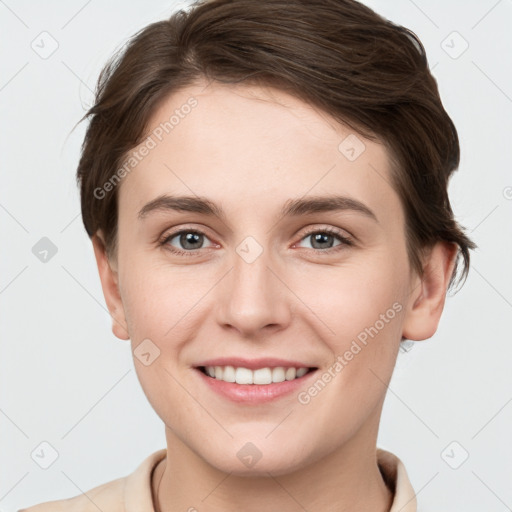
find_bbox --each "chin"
[213,454,305,477]
[199,436,313,477]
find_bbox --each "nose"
[216,246,292,338]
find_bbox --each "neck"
[152,424,393,512]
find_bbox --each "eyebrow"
[138,194,378,223]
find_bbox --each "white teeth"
[253,368,272,385]
[285,367,296,380]
[222,365,236,382]
[272,367,286,383]
[203,365,311,384]
[296,367,308,378]
[235,367,253,384]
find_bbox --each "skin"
[93,80,457,512]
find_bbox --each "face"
[94,80,452,476]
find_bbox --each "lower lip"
[195,368,317,404]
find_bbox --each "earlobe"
[402,242,458,341]
[92,232,130,341]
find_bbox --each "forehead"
[118,81,401,225]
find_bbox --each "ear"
[402,241,458,341]
[92,232,130,340]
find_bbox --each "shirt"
[18,448,417,511]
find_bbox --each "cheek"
[119,257,218,354]
[119,264,202,419]
[294,256,406,393]
[298,256,405,335]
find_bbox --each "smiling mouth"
[196,365,317,385]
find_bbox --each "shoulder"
[18,476,126,512]
[377,447,418,512]
[18,448,167,512]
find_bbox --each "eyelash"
[158,227,354,257]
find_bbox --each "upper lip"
[194,357,316,370]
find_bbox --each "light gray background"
[1,1,511,511]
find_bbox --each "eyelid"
[158,226,218,253]
[157,223,215,242]
[292,225,354,249]
[159,223,355,256]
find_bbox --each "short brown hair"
[76,0,476,291]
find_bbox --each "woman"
[20,0,475,510]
